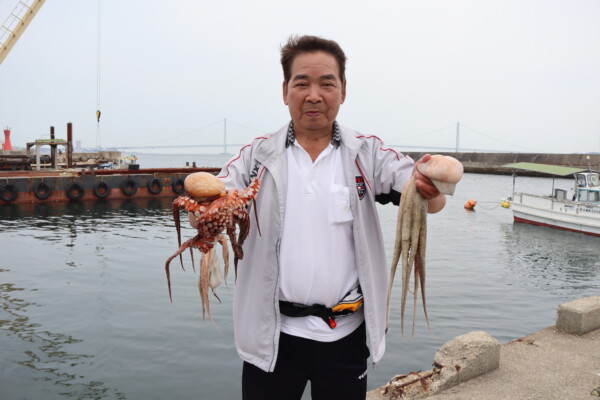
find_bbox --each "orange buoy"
[464,198,477,210]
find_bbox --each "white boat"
[505,162,600,237]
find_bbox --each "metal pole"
[455,122,460,153]
[35,144,41,170]
[67,122,73,168]
[50,126,56,168]
[512,172,515,195]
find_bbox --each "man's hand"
[413,154,439,200]
[413,154,446,214]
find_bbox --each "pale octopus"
[387,155,463,334]
[165,172,260,322]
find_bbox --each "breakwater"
[404,152,600,176]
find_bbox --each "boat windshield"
[577,174,587,186]
[589,173,600,187]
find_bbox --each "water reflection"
[0,269,126,399]
[502,223,600,294]
[0,197,174,220]
[0,198,175,236]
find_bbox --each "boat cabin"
[574,172,600,202]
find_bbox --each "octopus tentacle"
[233,212,250,278]
[226,216,242,261]
[415,219,430,334]
[172,199,184,269]
[408,193,427,335]
[241,178,262,236]
[400,178,417,334]
[217,235,229,286]
[199,251,212,321]
[165,237,194,302]
[386,179,408,329]
[239,178,261,202]
[207,247,223,303]
[173,195,205,269]
[189,246,195,273]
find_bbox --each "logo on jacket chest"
[250,161,262,180]
[355,176,366,200]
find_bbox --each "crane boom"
[0,0,46,65]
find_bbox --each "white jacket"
[218,122,414,372]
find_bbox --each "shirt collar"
[285,121,341,149]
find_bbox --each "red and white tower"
[3,128,13,150]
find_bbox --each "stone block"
[370,331,501,399]
[431,330,500,392]
[556,296,600,335]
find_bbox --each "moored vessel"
[0,167,220,205]
[505,162,600,237]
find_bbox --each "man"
[217,35,445,399]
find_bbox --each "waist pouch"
[279,286,363,329]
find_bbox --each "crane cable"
[95,0,102,148]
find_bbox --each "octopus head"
[184,172,226,202]
[417,155,464,195]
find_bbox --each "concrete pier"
[403,152,600,176]
[368,296,600,400]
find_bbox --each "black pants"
[242,322,370,400]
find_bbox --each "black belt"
[279,286,363,329]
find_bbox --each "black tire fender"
[33,181,51,200]
[120,179,138,196]
[147,178,163,195]
[0,184,17,202]
[66,182,84,201]
[172,178,185,194]
[94,181,110,198]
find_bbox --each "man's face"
[283,51,346,136]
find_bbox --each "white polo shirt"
[279,141,364,342]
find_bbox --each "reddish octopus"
[165,172,260,321]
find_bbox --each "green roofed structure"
[503,162,587,176]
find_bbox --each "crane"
[1,0,103,142]
[0,0,46,65]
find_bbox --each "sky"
[1,0,599,154]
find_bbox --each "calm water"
[1,154,599,400]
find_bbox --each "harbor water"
[1,153,599,400]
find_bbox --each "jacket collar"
[255,121,363,167]
[285,121,342,149]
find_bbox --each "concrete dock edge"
[556,296,600,335]
[368,296,600,399]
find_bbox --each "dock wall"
[404,152,600,176]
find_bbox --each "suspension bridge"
[110,119,536,154]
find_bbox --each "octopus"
[165,172,260,322]
[386,155,464,334]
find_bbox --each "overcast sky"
[1,0,599,154]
